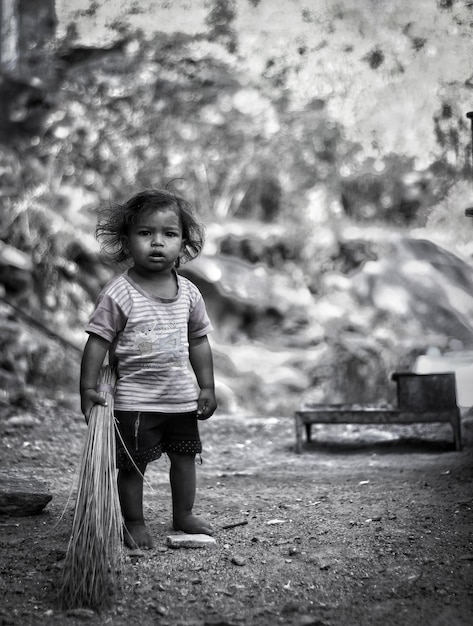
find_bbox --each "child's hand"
[81,388,108,424]
[196,388,217,420]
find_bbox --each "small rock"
[155,605,168,616]
[298,615,327,626]
[5,414,41,428]
[166,534,216,548]
[66,608,96,619]
[231,555,246,566]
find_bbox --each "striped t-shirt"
[86,270,213,412]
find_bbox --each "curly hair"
[95,189,205,267]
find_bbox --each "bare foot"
[173,514,213,536]
[124,520,154,549]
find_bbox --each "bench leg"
[305,423,312,443]
[452,411,462,451]
[295,414,303,454]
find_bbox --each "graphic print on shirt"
[133,321,183,364]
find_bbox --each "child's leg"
[168,452,213,535]
[118,464,154,549]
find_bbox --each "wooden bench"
[294,372,462,453]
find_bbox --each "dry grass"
[58,365,123,610]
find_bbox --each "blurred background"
[1,0,473,417]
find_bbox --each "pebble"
[231,555,246,566]
[66,608,96,619]
[298,615,326,626]
[5,414,41,428]
[155,605,168,616]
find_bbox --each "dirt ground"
[1,390,472,626]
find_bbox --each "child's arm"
[80,333,111,422]
[189,335,217,420]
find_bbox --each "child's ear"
[121,235,129,253]
[176,240,187,267]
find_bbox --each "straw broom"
[59,365,123,610]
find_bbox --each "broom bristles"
[59,365,123,610]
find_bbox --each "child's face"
[123,207,184,275]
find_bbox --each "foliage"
[205,0,238,52]
[1,1,473,409]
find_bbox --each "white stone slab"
[166,534,216,548]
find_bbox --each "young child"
[80,189,217,550]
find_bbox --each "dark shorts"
[114,410,202,470]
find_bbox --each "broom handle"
[466,112,473,217]
[467,112,473,177]
[96,383,115,394]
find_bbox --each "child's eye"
[166,231,179,237]
[138,230,151,236]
